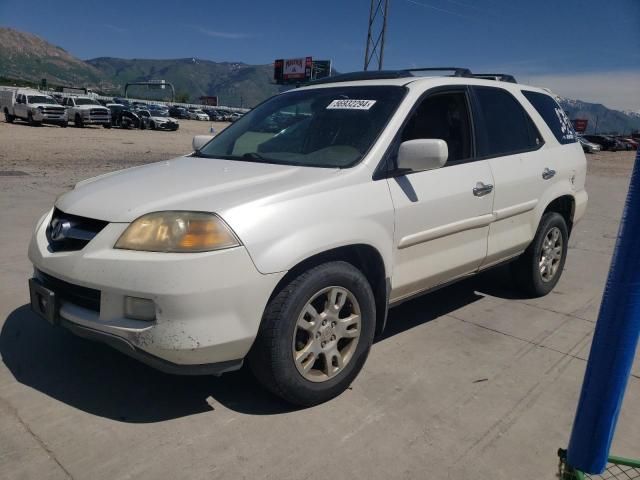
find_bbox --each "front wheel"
[249,261,376,406]
[4,110,14,123]
[511,212,568,297]
[75,114,84,128]
[103,123,111,129]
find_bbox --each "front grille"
[37,270,101,312]
[90,108,109,116]
[46,208,109,252]
[43,107,65,115]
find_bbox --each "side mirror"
[397,139,448,173]
[192,135,214,151]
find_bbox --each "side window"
[472,86,542,158]
[401,91,472,163]
[522,91,577,144]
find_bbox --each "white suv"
[28,69,587,406]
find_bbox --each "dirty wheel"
[249,261,375,406]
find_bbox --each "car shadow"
[1,265,523,423]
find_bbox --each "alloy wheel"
[539,226,563,282]
[292,286,361,382]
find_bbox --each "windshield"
[27,96,57,105]
[197,85,406,168]
[75,98,100,106]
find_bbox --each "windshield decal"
[326,99,376,110]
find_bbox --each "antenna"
[364,0,390,71]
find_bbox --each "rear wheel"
[4,109,14,123]
[249,261,376,406]
[512,212,568,297]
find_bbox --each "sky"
[1,0,639,110]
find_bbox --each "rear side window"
[472,86,542,158]
[522,90,577,144]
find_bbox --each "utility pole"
[364,0,390,71]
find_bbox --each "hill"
[559,98,640,135]
[86,57,280,107]
[0,27,106,88]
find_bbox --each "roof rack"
[308,67,516,85]
[403,67,472,77]
[467,73,518,83]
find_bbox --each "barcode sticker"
[326,99,377,110]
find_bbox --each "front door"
[387,88,495,303]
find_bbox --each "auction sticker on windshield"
[326,99,377,110]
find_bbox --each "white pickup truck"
[1,89,68,127]
[60,96,111,128]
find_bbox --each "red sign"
[274,57,312,84]
[572,118,589,133]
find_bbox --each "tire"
[150,121,156,130]
[511,212,568,297]
[249,261,376,406]
[4,109,14,123]
[28,112,36,126]
[103,123,111,129]
[75,114,84,128]
[60,121,68,128]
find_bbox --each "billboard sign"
[572,118,589,133]
[274,57,313,84]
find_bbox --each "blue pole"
[567,149,640,474]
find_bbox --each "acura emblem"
[50,219,71,241]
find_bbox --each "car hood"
[32,103,64,108]
[56,155,339,223]
[74,105,108,111]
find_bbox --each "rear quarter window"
[522,91,577,144]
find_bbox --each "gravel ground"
[0,118,228,195]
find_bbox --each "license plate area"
[29,278,58,325]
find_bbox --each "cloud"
[197,27,252,40]
[518,71,640,112]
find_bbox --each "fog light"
[124,296,156,321]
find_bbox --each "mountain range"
[1,27,638,134]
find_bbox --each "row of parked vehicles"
[578,134,639,153]
[0,88,244,130]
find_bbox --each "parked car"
[582,135,618,151]
[1,89,68,127]
[136,109,179,131]
[620,138,638,150]
[61,96,111,128]
[27,70,588,406]
[169,106,190,119]
[188,107,209,121]
[229,112,243,122]
[615,137,634,151]
[578,136,601,153]
[107,104,141,129]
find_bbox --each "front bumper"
[28,209,285,372]
[33,111,68,123]
[81,116,111,125]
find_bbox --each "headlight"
[114,211,240,252]
[37,106,44,111]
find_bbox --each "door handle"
[542,168,556,180]
[473,182,494,197]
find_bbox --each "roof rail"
[403,67,472,77]
[467,73,518,83]
[307,67,517,85]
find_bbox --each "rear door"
[387,87,495,302]
[470,86,547,267]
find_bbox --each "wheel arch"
[542,194,576,235]
[264,244,390,337]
